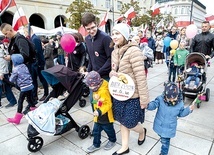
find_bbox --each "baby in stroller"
[184,62,203,89]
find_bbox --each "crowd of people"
[0,12,214,155]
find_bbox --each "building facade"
[1,0,153,31]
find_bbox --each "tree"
[66,0,99,30]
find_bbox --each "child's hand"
[189,104,194,111]
[93,110,99,117]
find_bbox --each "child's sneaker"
[193,85,197,89]
[86,145,100,153]
[104,141,116,150]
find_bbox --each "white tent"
[49,26,77,35]
[31,26,52,36]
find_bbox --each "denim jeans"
[185,76,200,86]
[31,63,49,98]
[168,66,177,82]
[92,123,116,147]
[57,55,65,65]
[0,74,17,105]
[160,137,170,155]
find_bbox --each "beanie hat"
[84,71,103,91]
[164,82,179,99]
[56,31,62,37]
[113,23,130,41]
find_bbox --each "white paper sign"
[108,73,135,101]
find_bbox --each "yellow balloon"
[170,49,176,55]
[170,40,179,49]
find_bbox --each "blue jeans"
[186,76,200,86]
[160,137,170,155]
[0,74,17,105]
[57,55,65,65]
[92,123,116,147]
[168,66,177,82]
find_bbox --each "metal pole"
[190,0,194,24]
[112,0,114,26]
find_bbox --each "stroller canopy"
[185,52,207,71]
[42,65,82,93]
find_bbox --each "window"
[92,0,97,6]
[105,0,111,9]
[117,1,122,11]
[181,7,184,14]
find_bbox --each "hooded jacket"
[10,54,34,92]
[111,42,149,105]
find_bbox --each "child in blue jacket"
[147,82,194,155]
[7,54,35,125]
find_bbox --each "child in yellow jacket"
[84,71,116,153]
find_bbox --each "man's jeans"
[0,74,17,105]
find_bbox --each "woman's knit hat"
[112,23,130,41]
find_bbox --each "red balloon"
[60,34,76,53]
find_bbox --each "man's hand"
[3,55,11,61]
[205,55,211,59]
[0,75,4,80]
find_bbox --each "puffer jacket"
[110,42,149,105]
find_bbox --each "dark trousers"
[160,137,170,155]
[57,55,65,65]
[17,90,34,113]
[31,63,49,98]
[0,74,17,105]
[168,66,177,82]
[92,123,116,147]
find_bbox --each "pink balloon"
[186,24,198,39]
[60,34,76,53]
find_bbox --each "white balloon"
[186,24,198,39]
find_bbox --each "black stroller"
[181,53,210,108]
[26,65,90,152]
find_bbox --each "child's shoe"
[193,85,197,89]
[86,145,100,153]
[7,113,23,124]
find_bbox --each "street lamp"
[109,0,114,26]
[190,0,194,24]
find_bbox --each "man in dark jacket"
[190,21,214,59]
[24,26,49,102]
[81,12,113,80]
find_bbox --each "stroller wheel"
[27,136,44,152]
[78,125,90,139]
[205,88,210,101]
[79,99,86,107]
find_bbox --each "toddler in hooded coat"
[7,54,35,125]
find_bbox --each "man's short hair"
[0,23,11,31]
[202,21,210,24]
[81,12,96,27]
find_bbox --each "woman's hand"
[109,70,118,78]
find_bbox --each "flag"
[124,7,136,20]
[151,2,160,16]
[0,0,16,11]
[98,11,109,32]
[12,7,28,31]
[175,16,193,28]
[78,25,88,37]
[115,15,124,23]
[156,19,164,29]
[205,14,214,26]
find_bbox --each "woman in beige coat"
[109,23,150,155]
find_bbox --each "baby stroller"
[25,65,90,152]
[181,52,210,108]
